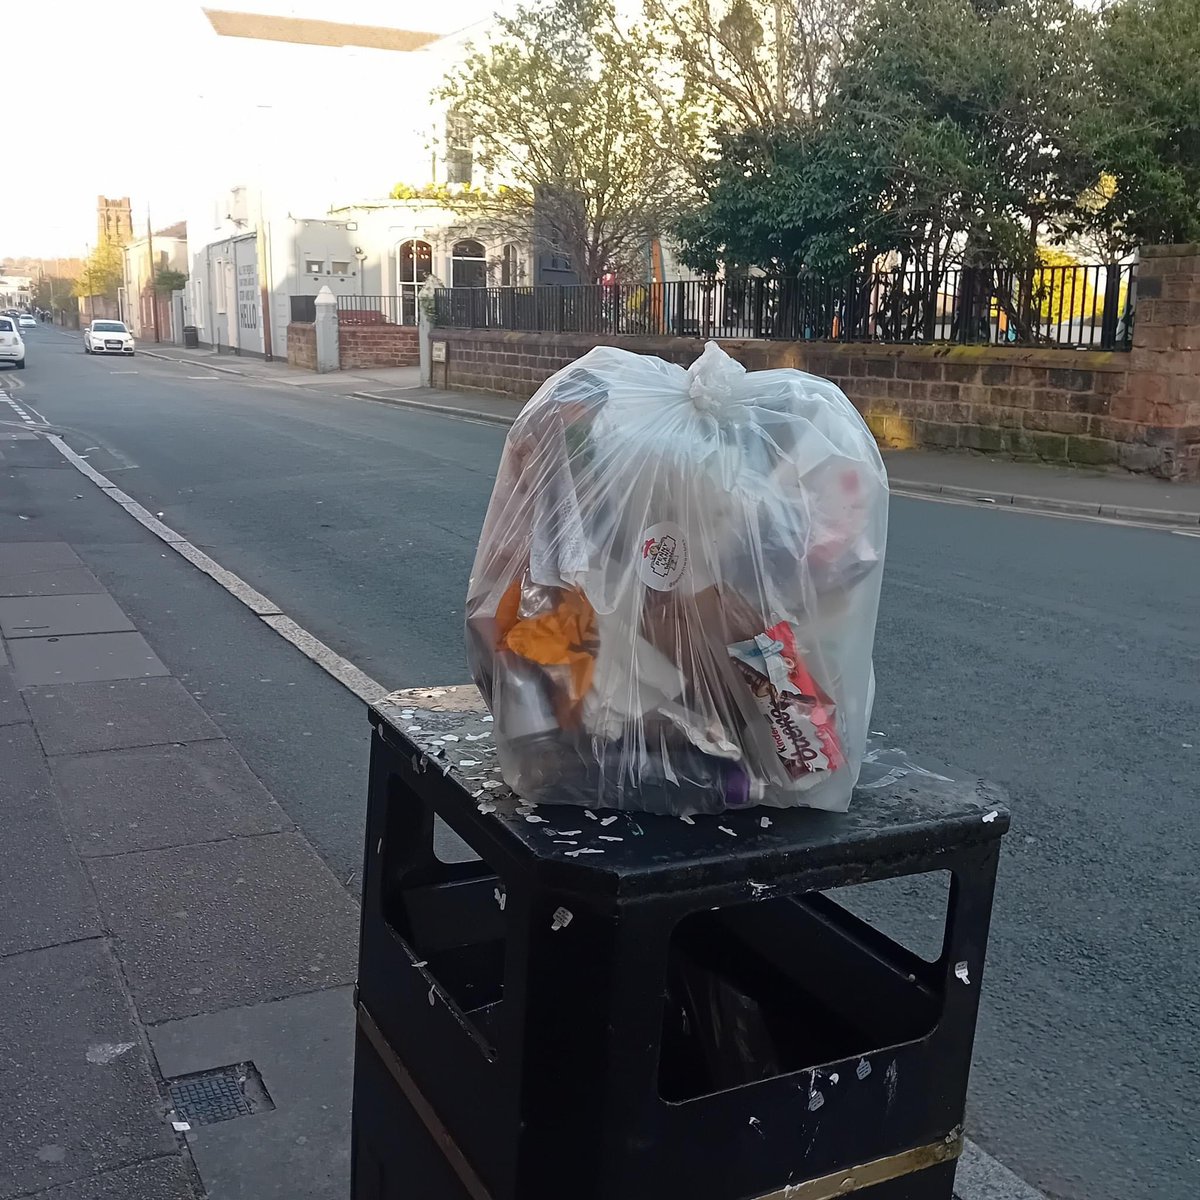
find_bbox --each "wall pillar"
[314,286,339,374]
[1112,245,1200,477]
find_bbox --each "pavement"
[3,325,1199,1200]
[137,343,422,398]
[0,435,365,1199]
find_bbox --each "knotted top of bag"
[687,342,746,416]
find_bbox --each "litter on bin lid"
[982,810,999,823]
[550,906,573,930]
[954,961,971,985]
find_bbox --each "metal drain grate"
[167,1061,274,1127]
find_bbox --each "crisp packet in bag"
[465,342,888,815]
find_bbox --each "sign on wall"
[237,261,259,331]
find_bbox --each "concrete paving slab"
[89,833,360,1022]
[28,1156,201,1200]
[0,940,176,1199]
[0,667,29,725]
[150,987,353,1200]
[0,541,83,572]
[25,677,222,755]
[0,567,106,597]
[0,594,134,638]
[52,740,291,856]
[0,724,100,956]
[9,630,169,686]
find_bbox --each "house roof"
[155,221,187,239]
[202,9,442,52]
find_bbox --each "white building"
[182,7,687,355]
[182,12,489,355]
[121,226,188,339]
[0,275,34,309]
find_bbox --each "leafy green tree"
[154,267,188,293]
[74,239,124,300]
[1084,0,1200,249]
[676,0,1099,311]
[437,0,700,281]
[35,277,76,310]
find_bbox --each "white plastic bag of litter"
[465,342,888,815]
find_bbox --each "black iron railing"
[431,263,1136,350]
[336,294,418,326]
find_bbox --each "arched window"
[398,239,432,325]
[500,243,523,287]
[452,239,487,289]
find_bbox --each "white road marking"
[45,433,388,707]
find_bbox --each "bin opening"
[380,771,509,1055]
[659,890,946,1103]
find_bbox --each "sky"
[0,0,500,259]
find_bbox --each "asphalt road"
[6,326,1199,1200]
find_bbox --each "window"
[331,261,352,276]
[0,319,12,332]
[445,110,473,186]
[305,259,325,274]
[500,244,522,287]
[451,239,487,289]
[398,239,433,325]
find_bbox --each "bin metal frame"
[353,689,1009,1200]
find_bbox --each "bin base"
[352,1012,958,1200]
[352,1025,478,1200]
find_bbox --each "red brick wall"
[287,322,317,371]
[338,325,418,370]
[433,246,1200,479]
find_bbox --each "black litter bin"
[183,325,199,349]
[353,688,1008,1200]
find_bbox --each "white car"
[0,316,25,369]
[84,319,135,356]
[18,313,36,329]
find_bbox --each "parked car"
[0,316,26,369]
[83,319,135,356]
[18,313,36,329]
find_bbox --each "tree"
[437,0,700,282]
[74,239,124,300]
[676,0,1100,295]
[639,0,860,130]
[154,267,188,293]
[674,121,886,275]
[1084,0,1200,249]
[35,277,76,311]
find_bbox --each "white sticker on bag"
[638,522,688,591]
